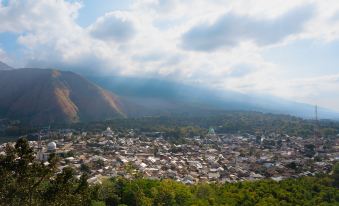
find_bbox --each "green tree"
[332,162,339,188]
[0,138,90,206]
[0,138,58,206]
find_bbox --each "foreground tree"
[333,162,339,188]
[0,138,90,206]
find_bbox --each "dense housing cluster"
[2,126,337,185]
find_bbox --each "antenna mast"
[314,105,320,142]
[315,105,318,122]
[38,132,42,150]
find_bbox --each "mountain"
[89,76,339,120]
[0,61,14,70]
[0,68,125,125]
[1,65,338,125]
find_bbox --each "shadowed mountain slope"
[89,76,339,120]
[0,68,125,125]
[0,61,13,70]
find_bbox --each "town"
[1,126,338,185]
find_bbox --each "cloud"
[149,0,177,13]
[0,0,135,75]
[1,0,339,111]
[133,52,165,62]
[228,64,253,78]
[88,11,136,42]
[181,4,314,51]
[271,74,339,111]
[0,0,81,33]
[330,11,339,22]
[0,48,9,62]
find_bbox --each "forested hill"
[68,112,339,139]
[2,112,339,142]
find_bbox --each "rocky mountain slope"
[0,68,125,124]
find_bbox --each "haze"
[0,0,339,111]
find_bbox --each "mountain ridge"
[88,75,339,120]
[0,61,14,70]
[0,62,338,125]
[0,68,125,125]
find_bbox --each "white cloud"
[88,11,136,42]
[181,4,314,51]
[0,0,137,75]
[0,48,9,62]
[267,74,339,111]
[1,0,339,110]
[0,0,81,33]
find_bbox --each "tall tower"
[315,105,318,123]
[314,105,321,142]
[37,131,43,161]
[38,132,42,150]
[48,124,51,140]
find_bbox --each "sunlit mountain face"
[1,0,339,122]
[0,67,125,124]
[1,64,338,125]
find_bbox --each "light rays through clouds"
[0,0,339,111]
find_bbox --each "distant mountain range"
[89,76,339,120]
[0,66,125,125]
[0,61,338,125]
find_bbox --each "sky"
[0,0,339,111]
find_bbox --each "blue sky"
[0,0,339,111]
[263,39,339,77]
[75,0,133,27]
[0,32,19,53]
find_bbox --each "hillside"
[0,61,13,70]
[89,76,339,120]
[0,65,338,126]
[0,68,125,124]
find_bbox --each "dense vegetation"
[70,112,339,138]
[2,112,339,143]
[0,138,91,206]
[0,138,338,206]
[93,175,339,206]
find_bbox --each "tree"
[80,163,92,174]
[42,167,91,205]
[304,144,316,158]
[332,162,339,188]
[0,138,58,205]
[0,138,90,206]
